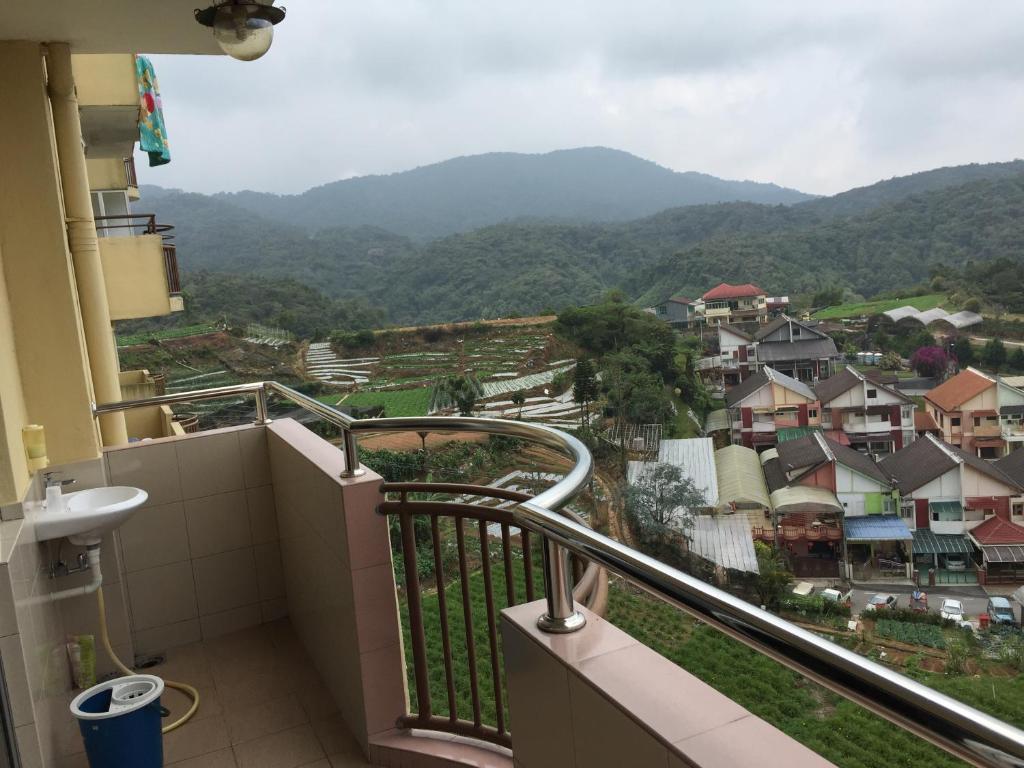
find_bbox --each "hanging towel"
[136,55,171,166]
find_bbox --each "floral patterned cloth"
[136,56,171,166]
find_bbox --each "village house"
[815,365,916,454]
[725,367,821,450]
[700,282,768,325]
[924,367,1024,458]
[880,434,1024,584]
[758,432,901,579]
[648,295,700,329]
[751,315,842,383]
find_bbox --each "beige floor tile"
[327,755,375,768]
[225,693,309,745]
[163,715,232,765]
[164,675,224,723]
[311,717,362,759]
[168,747,239,767]
[233,723,325,768]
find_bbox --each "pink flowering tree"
[910,346,951,378]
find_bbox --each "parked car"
[865,594,898,612]
[821,588,853,607]
[792,582,815,597]
[940,599,966,622]
[987,597,1017,627]
[945,555,969,572]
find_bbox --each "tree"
[811,286,843,307]
[1010,347,1024,372]
[572,359,599,427]
[962,297,982,313]
[982,337,1007,371]
[430,375,483,416]
[510,391,526,419]
[951,336,974,368]
[879,350,902,371]
[625,463,707,564]
[752,542,793,610]
[909,347,949,378]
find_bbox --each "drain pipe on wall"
[25,543,201,732]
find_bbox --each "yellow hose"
[96,587,199,733]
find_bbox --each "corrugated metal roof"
[929,500,964,521]
[715,445,771,509]
[691,515,759,574]
[769,485,844,513]
[626,438,719,508]
[844,515,913,542]
[755,338,839,363]
[656,438,719,506]
[765,366,817,401]
[912,529,972,555]
[777,426,821,443]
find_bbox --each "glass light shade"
[212,5,275,61]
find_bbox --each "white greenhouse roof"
[715,445,771,509]
[883,306,920,322]
[882,305,982,330]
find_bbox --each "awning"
[973,409,998,417]
[1001,405,1024,416]
[776,427,820,443]
[769,485,843,514]
[983,545,1024,564]
[715,445,771,509]
[844,515,913,542]
[704,409,730,433]
[929,500,963,521]
[912,529,972,555]
[974,436,1004,445]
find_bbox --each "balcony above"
[86,156,139,199]
[73,54,139,159]
[96,214,182,320]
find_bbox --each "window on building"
[884,497,894,514]
[973,417,980,427]
[1012,502,1024,517]
[951,417,960,427]
[792,326,802,337]
[866,389,877,399]
[808,409,818,419]
[657,305,666,315]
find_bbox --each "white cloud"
[140,0,1024,196]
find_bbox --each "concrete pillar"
[46,43,127,446]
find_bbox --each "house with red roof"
[700,282,768,326]
[968,516,1024,583]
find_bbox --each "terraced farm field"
[340,387,433,417]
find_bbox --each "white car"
[940,599,966,622]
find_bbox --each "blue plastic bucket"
[70,674,164,768]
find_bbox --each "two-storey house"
[752,315,842,383]
[725,367,820,450]
[880,434,1024,582]
[815,366,916,454]
[715,324,758,386]
[924,368,1024,458]
[700,282,768,326]
[649,295,699,329]
[765,432,904,579]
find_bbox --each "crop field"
[404,565,1021,768]
[874,619,946,649]
[812,294,947,320]
[116,323,220,347]
[341,387,433,417]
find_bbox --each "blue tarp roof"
[844,515,913,542]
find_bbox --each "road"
[970,335,1024,349]
[849,585,1016,624]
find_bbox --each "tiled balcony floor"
[62,620,376,768]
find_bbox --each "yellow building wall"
[72,54,137,107]
[86,157,128,190]
[99,235,173,320]
[0,245,30,503]
[0,42,103,504]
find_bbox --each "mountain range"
[136,149,1024,328]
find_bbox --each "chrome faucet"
[42,471,76,489]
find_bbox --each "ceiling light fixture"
[194,1,286,61]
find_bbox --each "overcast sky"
[141,1,1024,197]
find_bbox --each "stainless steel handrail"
[91,380,1024,767]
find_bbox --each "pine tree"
[573,359,598,427]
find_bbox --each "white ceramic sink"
[35,486,148,546]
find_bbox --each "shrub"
[962,297,982,313]
[330,329,375,349]
[780,594,852,619]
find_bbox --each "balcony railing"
[94,212,174,238]
[163,243,181,295]
[123,156,138,188]
[92,381,1024,768]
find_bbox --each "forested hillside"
[166,147,814,240]
[141,159,1024,328]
